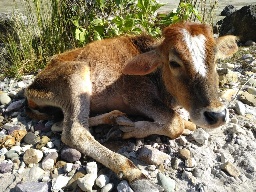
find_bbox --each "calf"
[25,22,238,191]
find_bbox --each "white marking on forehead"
[181,29,207,76]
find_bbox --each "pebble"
[61,147,81,163]
[0,91,11,105]
[5,150,19,160]
[52,175,71,191]
[185,158,197,168]
[96,174,110,188]
[239,91,256,106]
[179,148,191,160]
[46,141,54,148]
[0,147,8,155]
[101,183,114,192]
[137,145,170,165]
[11,129,27,142]
[23,149,43,165]
[157,172,176,192]
[64,163,73,172]
[86,161,97,175]
[117,180,134,192]
[77,173,97,192]
[51,122,63,132]
[247,87,256,95]
[23,132,39,145]
[0,160,13,173]
[221,162,241,177]
[36,136,50,149]
[29,166,45,181]
[15,181,49,192]
[192,128,209,145]
[5,100,24,112]
[234,101,246,115]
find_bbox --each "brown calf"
[25,22,238,191]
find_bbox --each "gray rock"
[5,99,24,112]
[15,182,50,192]
[42,152,58,170]
[117,180,134,192]
[157,172,175,192]
[0,160,13,173]
[61,147,81,163]
[5,150,19,160]
[218,5,256,43]
[247,87,256,95]
[234,101,246,115]
[23,132,39,145]
[29,166,45,181]
[244,40,255,46]
[0,91,11,105]
[137,145,170,165]
[220,5,237,16]
[192,128,210,145]
[239,91,256,106]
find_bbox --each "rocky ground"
[0,42,256,192]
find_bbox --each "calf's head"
[123,22,238,128]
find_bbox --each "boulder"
[217,4,256,43]
[220,5,237,16]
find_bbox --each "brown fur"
[25,22,238,190]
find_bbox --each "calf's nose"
[204,109,227,125]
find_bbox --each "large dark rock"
[220,5,237,16]
[218,4,256,43]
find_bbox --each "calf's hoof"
[130,179,164,192]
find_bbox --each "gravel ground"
[0,43,255,192]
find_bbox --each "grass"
[0,0,220,78]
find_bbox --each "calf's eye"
[169,61,181,68]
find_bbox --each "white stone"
[64,163,73,172]
[101,183,114,192]
[0,148,8,155]
[29,166,45,181]
[46,141,54,148]
[96,174,110,188]
[86,161,97,175]
[10,146,22,154]
[77,173,97,192]
[192,128,209,145]
[42,158,54,170]
[52,175,71,191]
[0,92,11,105]
[17,81,26,88]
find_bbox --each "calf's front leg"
[56,65,162,191]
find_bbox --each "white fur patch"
[182,29,207,76]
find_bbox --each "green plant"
[73,0,164,44]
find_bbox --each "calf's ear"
[215,35,238,60]
[122,50,163,75]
